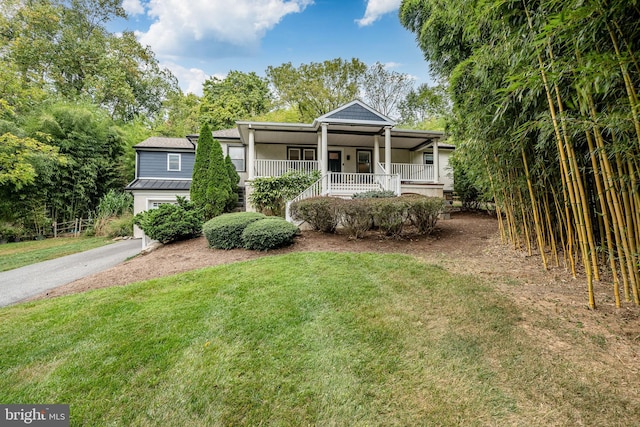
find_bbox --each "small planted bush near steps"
[203,212,298,251]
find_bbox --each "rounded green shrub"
[289,196,341,232]
[370,197,408,237]
[241,218,299,251]
[403,195,445,234]
[203,212,266,249]
[134,198,202,244]
[338,198,372,239]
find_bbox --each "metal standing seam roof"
[125,179,191,191]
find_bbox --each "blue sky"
[112,0,431,95]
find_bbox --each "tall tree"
[205,137,233,219]
[361,62,413,119]
[191,123,213,215]
[398,83,450,128]
[267,58,367,121]
[400,0,640,309]
[200,71,270,130]
[24,101,126,221]
[0,0,179,122]
[153,91,202,137]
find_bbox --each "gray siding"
[138,151,195,179]
[327,104,384,122]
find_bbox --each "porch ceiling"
[237,122,446,150]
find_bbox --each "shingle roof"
[135,137,195,150]
[212,128,241,139]
[125,179,191,191]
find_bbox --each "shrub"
[249,170,320,216]
[205,137,233,219]
[242,218,299,251]
[289,196,340,232]
[134,197,202,244]
[352,190,396,199]
[225,154,240,212]
[0,223,25,243]
[404,195,444,234]
[203,212,266,249]
[94,212,134,238]
[370,198,408,237]
[338,199,372,239]
[93,190,134,237]
[96,190,133,218]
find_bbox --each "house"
[126,100,454,238]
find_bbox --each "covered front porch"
[237,101,447,200]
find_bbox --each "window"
[288,147,316,161]
[149,200,177,209]
[167,153,181,171]
[228,146,245,172]
[357,150,372,173]
[424,153,434,165]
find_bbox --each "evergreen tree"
[205,138,232,219]
[190,123,213,215]
[225,154,240,212]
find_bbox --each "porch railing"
[254,160,318,178]
[285,174,327,222]
[390,163,434,182]
[285,171,401,222]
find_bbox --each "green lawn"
[0,252,635,426]
[0,237,113,272]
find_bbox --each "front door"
[357,150,372,173]
[328,151,342,172]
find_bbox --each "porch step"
[234,186,246,212]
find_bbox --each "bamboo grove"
[401,0,640,308]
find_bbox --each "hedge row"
[203,212,298,251]
[290,195,445,238]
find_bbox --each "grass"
[0,236,113,272]
[0,252,637,426]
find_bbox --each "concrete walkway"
[0,239,141,307]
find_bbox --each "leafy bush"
[450,154,482,210]
[249,170,321,216]
[93,190,134,237]
[203,212,266,249]
[338,199,372,239]
[242,218,299,251]
[96,190,133,218]
[370,198,408,237]
[134,197,202,244]
[0,223,25,243]
[404,195,444,234]
[289,196,340,232]
[352,190,396,199]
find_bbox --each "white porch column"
[247,127,255,180]
[433,138,439,183]
[384,126,391,174]
[374,135,380,170]
[321,123,328,175]
[317,131,322,173]
[321,123,328,194]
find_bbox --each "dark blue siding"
[138,151,195,179]
[327,104,386,122]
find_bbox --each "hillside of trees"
[0,0,447,237]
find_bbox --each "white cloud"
[163,63,222,96]
[382,61,401,69]
[137,0,313,57]
[123,0,145,16]
[356,0,401,27]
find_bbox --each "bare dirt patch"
[32,211,639,381]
